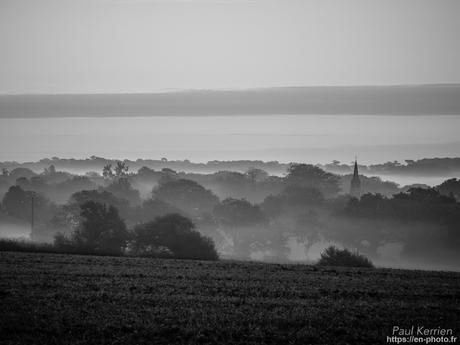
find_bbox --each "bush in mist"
[317,246,374,268]
[129,213,218,260]
[0,238,55,253]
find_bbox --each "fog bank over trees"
[1,156,459,271]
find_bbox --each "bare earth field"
[1,252,459,344]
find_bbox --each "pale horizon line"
[1,83,460,97]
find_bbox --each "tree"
[2,186,57,224]
[213,198,268,259]
[69,189,129,210]
[246,168,269,183]
[158,168,178,185]
[153,179,219,215]
[62,190,130,230]
[44,164,56,175]
[2,185,29,220]
[213,198,267,228]
[281,185,324,206]
[102,164,114,179]
[137,166,156,178]
[286,164,340,198]
[8,167,36,181]
[114,161,129,178]
[15,177,29,189]
[261,186,323,218]
[130,213,218,260]
[343,188,460,248]
[437,178,460,201]
[128,198,183,223]
[70,201,128,255]
[104,178,141,206]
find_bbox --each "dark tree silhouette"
[114,161,129,177]
[130,213,218,260]
[153,179,219,215]
[8,167,36,182]
[127,198,183,223]
[213,198,268,259]
[317,246,374,268]
[157,168,179,185]
[102,164,114,179]
[69,201,128,255]
[69,189,129,210]
[344,188,460,246]
[59,189,130,233]
[15,177,29,190]
[2,185,29,220]
[246,168,269,183]
[104,178,141,206]
[2,185,56,224]
[286,164,340,198]
[213,198,267,228]
[437,178,460,201]
[44,164,56,175]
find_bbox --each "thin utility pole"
[31,194,34,233]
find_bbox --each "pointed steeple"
[350,157,361,198]
[353,158,359,178]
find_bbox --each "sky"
[1,0,460,94]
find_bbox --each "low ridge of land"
[1,84,460,118]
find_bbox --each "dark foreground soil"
[1,252,459,344]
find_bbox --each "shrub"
[317,246,374,268]
[0,238,55,253]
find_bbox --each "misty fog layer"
[1,160,459,272]
[1,115,460,174]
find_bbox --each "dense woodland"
[1,160,459,269]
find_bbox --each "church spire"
[353,158,359,177]
[350,157,361,198]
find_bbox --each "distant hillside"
[1,84,460,118]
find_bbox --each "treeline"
[1,161,460,268]
[321,157,460,177]
[0,160,427,208]
[1,156,460,179]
